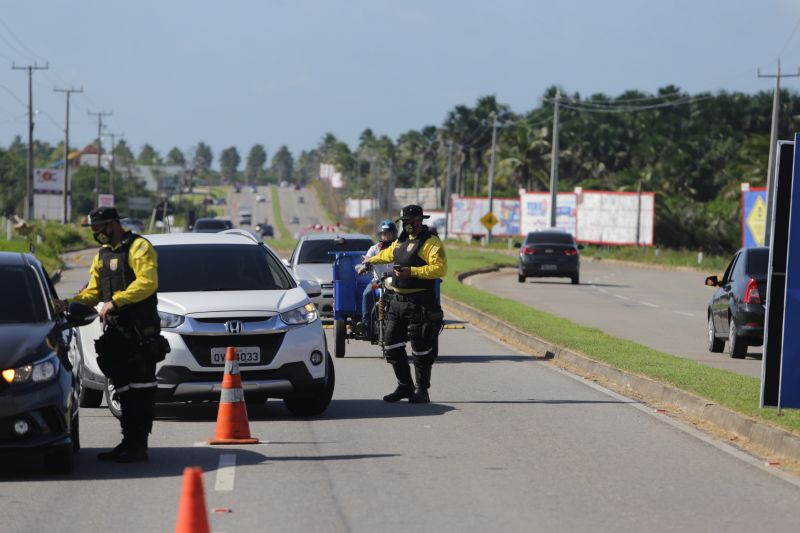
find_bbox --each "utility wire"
[779,13,800,57]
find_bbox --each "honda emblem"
[224,320,243,334]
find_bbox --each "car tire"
[334,319,346,358]
[105,378,123,419]
[571,275,580,285]
[708,315,725,353]
[728,320,747,359]
[79,367,104,408]
[518,274,525,283]
[246,393,269,405]
[71,412,80,452]
[283,354,335,417]
[43,444,74,474]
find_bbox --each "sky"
[1,0,799,166]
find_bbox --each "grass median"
[443,247,800,434]
[269,185,298,251]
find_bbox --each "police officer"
[60,207,162,462]
[360,205,447,403]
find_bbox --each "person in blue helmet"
[356,220,397,334]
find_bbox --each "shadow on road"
[446,399,640,405]
[436,354,539,363]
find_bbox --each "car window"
[732,252,746,281]
[298,239,373,264]
[722,253,740,284]
[747,249,769,277]
[155,244,294,292]
[194,219,229,231]
[525,232,575,245]
[0,265,50,323]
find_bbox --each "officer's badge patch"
[110,258,119,271]
[407,242,415,252]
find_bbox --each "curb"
[442,268,800,463]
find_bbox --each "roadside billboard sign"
[576,191,655,246]
[741,185,768,247]
[33,168,65,192]
[98,194,115,207]
[448,196,520,236]
[519,192,577,236]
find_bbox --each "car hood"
[0,322,56,369]
[157,288,309,317]
[292,263,333,284]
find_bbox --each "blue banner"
[742,188,768,247]
[779,133,800,408]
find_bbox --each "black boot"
[409,364,432,404]
[97,439,130,461]
[98,390,130,461]
[383,361,415,402]
[113,388,153,462]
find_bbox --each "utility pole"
[759,60,800,243]
[88,110,112,207]
[549,90,561,228]
[105,131,124,196]
[12,62,48,221]
[487,113,499,242]
[443,141,453,240]
[415,156,422,205]
[54,86,83,224]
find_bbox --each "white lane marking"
[639,301,658,308]
[194,441,207,447]
[673,311,696,317]
[614,294,630,301]
[597,288,609,294]
[215,453,237,492]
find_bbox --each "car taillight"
[521,246,536,255]
[744,278,761,304]
[564,248,578,256]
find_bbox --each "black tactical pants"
[383,291,442,365]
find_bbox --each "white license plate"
[210,347,261,365]
[541,264,557,271]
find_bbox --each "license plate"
[541,264,557,271]
[210,346,260,365]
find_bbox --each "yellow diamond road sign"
[480,211,498,230]
[746,196,767,246]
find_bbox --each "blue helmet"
[379,219,397,234]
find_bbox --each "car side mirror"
[705,275,720,287]
[299,279,322,298]
[513,242,522,249]
[64,302,98,328]
[577,244,584,250]
[282,258,291,268]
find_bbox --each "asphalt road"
[468,262,764,378]
[3,264,799,532]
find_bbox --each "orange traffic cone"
[174,466,210,533]
[208,347,259,445]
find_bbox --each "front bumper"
[313,285,334,318]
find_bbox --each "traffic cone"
[208,347,259,445]
[174,467,210,533]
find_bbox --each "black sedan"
[705,247,768,359]
[516,230,582,284]
[0,252,95,473]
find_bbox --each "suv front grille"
[181,333,285,367]
[193,316,272,324]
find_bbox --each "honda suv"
[77,230,333,417]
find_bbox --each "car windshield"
[194,219,231,232]
[0,265,49,323]
[298,238,373,263]
[525,232,575,245]
[747,249,769,277]
[156,244,294,292]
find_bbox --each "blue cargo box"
[332,251,371,317]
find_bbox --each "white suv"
[76,230,333,417]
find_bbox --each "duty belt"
[391,291,435,302]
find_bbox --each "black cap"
[81,206,120,227]
[396,204,430,222]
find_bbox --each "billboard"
[448,196,520,236]
[741,185,768,247]
[34,168,65,192]
[519,192,577,236]
[33,193,71,221]
[576,191,655,245]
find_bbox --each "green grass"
[269,185,298,250]
[0,221,94,272]
[443,248,800,434]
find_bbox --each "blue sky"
[1,0,799,164]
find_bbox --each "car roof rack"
[220,228,260,244]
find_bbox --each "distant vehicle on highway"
[214,197,226,206]
[76,231,333,417]
[255,221,274,238]
[234,184,241,193]
[250,184,258,193]
[298,196,305,204]
[290,216,300,224]
[0,252,93,473]
[120,217,145,233]
[280,181,289,188]
[516,230,582,284]
[286,233,374,318]
[191,217,233,233]
[256,193,266,203]
[294,183,302,190]
[705,247,768,358]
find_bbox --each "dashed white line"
[614,294,630,301]
[639,301,658,308]
[215,453,237,492]
[672,311,696,317]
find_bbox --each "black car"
[191,217,233,233]
[255,221,274,238]
[0,252,95,473]
[705,247,768,358]
[516,230,582,284]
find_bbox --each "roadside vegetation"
[443,248,800,434]
[0,221,94,272]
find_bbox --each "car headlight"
[280,303,319,325]
[159,310,185,328]
[2,353,59,384]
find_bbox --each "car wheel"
[518,273,526,283]
[79,364,103,407]
[708,314,725,353]
[283,354,335,416]
[43,444,74,474]
[104,378,123,419]
[245,393,269,405]
[71,411,80,452]
[728,320,747,359]
[334,319,346,358]
[571,275,580,285]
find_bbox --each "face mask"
[93,226,112,245]
[403,223,414,234]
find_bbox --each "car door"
[715,252,740,332]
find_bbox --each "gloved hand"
[355,263,368,275]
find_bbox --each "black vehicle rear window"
[525,232,575,245]
[194,219,231,231]
[298,239,373,264]
[155,244,294,292]
[0,266,48,323]
[747,249,769,276]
